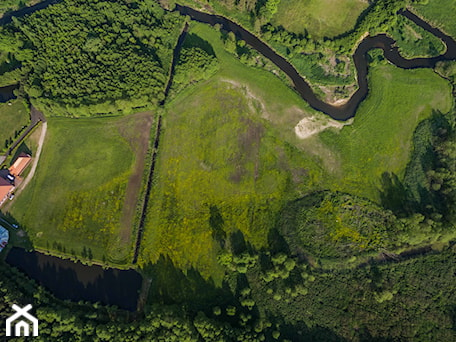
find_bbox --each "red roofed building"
[9,153,31,177]
[0,177,13,206]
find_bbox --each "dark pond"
[0,84,17,102]
[176,5,456,120]
[6,247,142,311]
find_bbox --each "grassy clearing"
[320,63,452,201]
[412,0,456,39]
[272,0,368,39]
[0,99,29,154]
[9,114,150,265]
[140,22,330,283]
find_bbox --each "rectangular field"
[9,112,153,264]
[0,99,29,154]
[272,0,368,38]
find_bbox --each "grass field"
[0,99,29,154]
[140,21,453,281]
[9,113,152,264]
[412,0,456,39]
[320,63,452,201]
[272,0,369,39]
[139,22,330,283]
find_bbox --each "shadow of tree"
[209,205,226,247]
[10,142,32,163]
[143,255,234,311]
[379,172,409,216]
[182,33,216,56]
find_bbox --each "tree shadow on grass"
[143,255,234,311]
[10,141,32,165]
[209,205,226,247]
[182,33,216,56]
[379,172,410,216]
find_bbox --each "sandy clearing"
[294,115,352,139]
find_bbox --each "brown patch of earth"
[230,117,264,183]
[115,112,154,245]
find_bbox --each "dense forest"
[0,0,184,116]
[1,245,455,341]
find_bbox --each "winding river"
[176,5,456,120]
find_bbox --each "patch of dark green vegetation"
[278,191,403,260]
[171,33,219,96]
[0,0,184,116]
[2,245,456,341]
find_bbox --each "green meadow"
[0,99,29,154]
[10,113,151,264]
[320,63,452,201]
[140,22,328,282]
[272,0,368,39]
[412,0,456,39]
[139,21,454,280]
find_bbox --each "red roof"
[0,178,13,204]
[9,153,31,177]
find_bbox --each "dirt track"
[16,121,47,195]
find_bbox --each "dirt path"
[13,121,47,197]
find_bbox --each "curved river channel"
[1,2,455,309]
[176,5,456,120]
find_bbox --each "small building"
[0,177,14,207]
[9,153,32,177]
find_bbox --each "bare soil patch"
[230,117,264,182]
[115,112,154,244]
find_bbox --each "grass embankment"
[412,0,456,39]
[272,0,368,39]
[0,99,29,154]
[320,63,452,201]
[10,112,152,265]
[140,22,329,283]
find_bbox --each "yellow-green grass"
[0,99,29,154]
[142,21,452,282]
[9,115,147,264]
[139,22,330,283]
[320,63,452,201]
[412,0,456,39]
[272,0,369,39]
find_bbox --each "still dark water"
[176,5,456,120]
[6,248,142,311]
[0,84,17,102]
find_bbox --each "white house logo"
[5,304,38,337]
